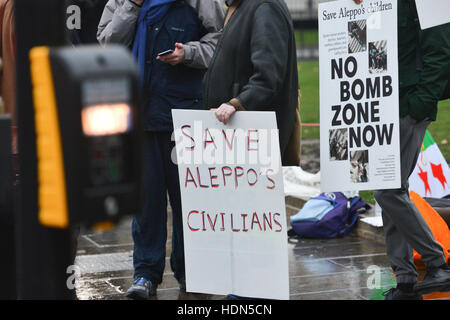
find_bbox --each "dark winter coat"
[202,0,300,163]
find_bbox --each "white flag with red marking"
[409,131,450,199]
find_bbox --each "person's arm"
[233,3,290,111]
[97,0,142,46]
[183,0,225,69]
[407,22,450,121]
[214,3,291,124]
[158,0,225,69]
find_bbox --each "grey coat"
[203,0,299,160]
[97,0,226,69]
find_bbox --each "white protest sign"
[172,110,289,300]
[415,0,450,30]
[319,0,401,193]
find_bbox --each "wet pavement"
[73,140,450,301]
[73,212,407,301]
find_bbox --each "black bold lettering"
[331,58,343,80]
[377,123,394,145]
[345,56,358,78]
[383,76,393,97]
[371,101,380,122]
[357,102,369,124]
[340,81,351,101]
[332,105,342,126]
[349,127,361,148]
[366,77,381,99]
[352,79,365,101]
[343,104,356,125]
[363,125,376,147]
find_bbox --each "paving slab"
[74,201,450,300]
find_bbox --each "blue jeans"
[132,132,185,285]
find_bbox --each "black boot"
[414,264,450,295]
[383,286,423,300]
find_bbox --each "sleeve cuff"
[183,44,194,64]
[407,94,433,122]
[229,98,246,111]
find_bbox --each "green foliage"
[430,99,450,163]
[295,30,319,47]
[298,61,320,140]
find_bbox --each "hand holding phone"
[157,43,185,66]
[157,49,174,57]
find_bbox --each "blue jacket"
[97,0,225,131]
[142,2,206,131]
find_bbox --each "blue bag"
[289,192,371,239]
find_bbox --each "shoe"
[414,265,450,295]
[126,277,157,300]
[444,264,450,292]
[179,278,186,293]
[382,288,423,300]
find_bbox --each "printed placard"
[319,0,401,192]
[415,0,450,30]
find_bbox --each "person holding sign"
[98,0,225,299]
[202,0,301,166]
[353,0,450,300]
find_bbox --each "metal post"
[0,115,15,299]
[14,0,76,299]
[308,0,314,19]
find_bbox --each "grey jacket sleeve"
[183,0,226,69]
[236,3,290,111]
[97,0,141,47]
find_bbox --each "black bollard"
[14,0,76,300]
[0,115,15,299]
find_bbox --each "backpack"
[289,192,371,239]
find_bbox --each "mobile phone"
[157,49,174,57]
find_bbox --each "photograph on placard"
[329,128,349,161]
[350,150,369,184]
[348,20,367,53]
[369,41,387,74]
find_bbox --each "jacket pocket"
[166,95,203,111]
